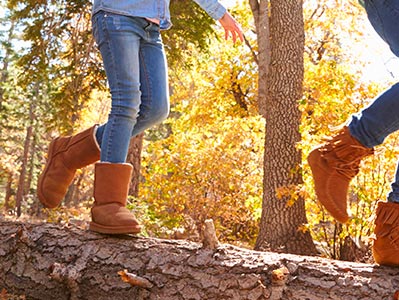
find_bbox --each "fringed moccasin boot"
[372,201,399,266]
[308,127,374,223]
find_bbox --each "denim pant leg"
[349,83,399,148]
[131,28,170,136]
[93,12,141,163]
[93,12,169,163]
[349,0,399,202]
[94,13,169,161]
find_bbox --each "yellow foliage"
[141,111,264,243]
[297,223,310,234]
[137,0,395,256]
[299,0,399,259]
[1,0,393,260]
[42,204,91,226]
[140,31,262,244]
[300,49,397,260]
[275,184,307,208]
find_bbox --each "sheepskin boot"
[37,125,100,208]
[89,162,141,234]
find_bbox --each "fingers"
[225,29,237,43]
[230,30,241,44]
[224,26,243,44]
[225,30,229,41]
[232,25,244,42]
[219,12,244,44]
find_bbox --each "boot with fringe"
[372,201,399,266]
[308,127,373,223]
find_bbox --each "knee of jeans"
[148,103,169,124]
[110,105,140,119]
[389,44,399,57]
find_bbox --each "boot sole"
[89,221,142,235]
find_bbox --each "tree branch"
[0,221,398,299]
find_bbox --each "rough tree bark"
[255,0,317,255]
[15,98,36,217]
[0,220,398,300]
[3,173,13,212]
[248,0,270,118]
[127,133,144,197]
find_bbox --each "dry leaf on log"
[118,269,153,289]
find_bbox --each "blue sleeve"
[192,0,227,20]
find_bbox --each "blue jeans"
[348,0,399,201]
[92,11,169,163]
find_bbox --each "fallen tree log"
[0,220,398,300]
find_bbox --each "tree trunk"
[255,0,316,255]
[15,126,33,217]
[0,220,397,300]
[15,90,37,217]
[127,133,144,197]
[3,173,13,211]
[249,0,270,117]
[26,132,37,195]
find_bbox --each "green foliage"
[6,0,222,134]
[7,0,100,133]
[164,0,217,68]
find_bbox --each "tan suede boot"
[372,201,399,266]
[89,162,141,234]
[307,127,373,223]
[37,125,100,208]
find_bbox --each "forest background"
[1,0,399,264]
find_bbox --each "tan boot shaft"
[90,163,141,234]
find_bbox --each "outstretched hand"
[218,11,244,44]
